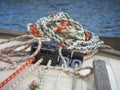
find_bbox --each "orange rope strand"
[0,57,35,88]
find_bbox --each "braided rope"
[59,47,67,67]
[27,12,111,55]
[0,35,49,88]
[37,60,51,90]
[0,12,111,89]
[8,58,43,90]
[0,57,35,88]
[0,35,34,45]
[41,65,93,79]
[28,63,93,90]
[0,35,93,89]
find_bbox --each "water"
[0,0,120,37]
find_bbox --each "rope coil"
[0,12,111,89]
[27,12,110,54]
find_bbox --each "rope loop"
[0,12,112,89]
[27,12,110,55]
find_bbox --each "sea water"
[0,0,120,37]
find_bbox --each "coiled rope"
[27,12,111,55]
[0,12,111,89]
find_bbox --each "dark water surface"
[0,0,120,37]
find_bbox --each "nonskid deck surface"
[0,39,120,90]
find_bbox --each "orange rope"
[54,20,67,33]
[29,20,67,35]
[84,53,91,57]
[29,13,56,36]
[50,13,56,17]
[0,57,35,88]
[85,31,90,41]
[29,24,40,35]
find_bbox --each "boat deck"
[0,38,120,90]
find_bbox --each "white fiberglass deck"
[0,39,120,90]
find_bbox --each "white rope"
[27,12,110,54]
